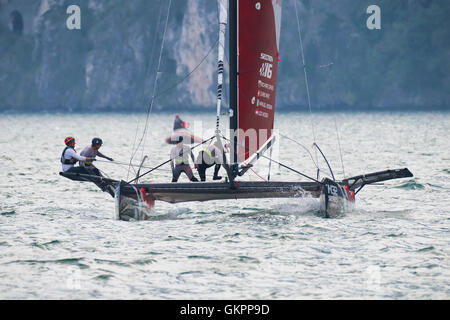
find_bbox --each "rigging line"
[138,0,173,163]
[127,36,219,179]
[94,159,172,172]
[127,0,171,180]
[278,133,319,169]
[312,143,335,181]
[126,0,166,180]
[144,0,165,83]
[154,37,219,101]
[333,105,346,178]
[321,62,346,178]
[250,167,267,182]
[258,152,321,184]
[127,135,216,184]
[293,0,318,164]
[220,136,322,184]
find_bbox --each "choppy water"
[0,111,449,299]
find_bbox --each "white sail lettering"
[259,62,273,79]
[257,100,272,110]
[258,90,270,99]
[260,53,273,62]
[258,80,274,91]
[255,110,269,118]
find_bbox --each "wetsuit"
[170,143,198,182]
[196,144,223,182]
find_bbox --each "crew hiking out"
[61,136,93,174]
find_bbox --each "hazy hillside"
[0,0,449,112]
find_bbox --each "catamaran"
[60,0,413,220]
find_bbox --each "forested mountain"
[0,0,449,112]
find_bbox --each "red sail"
[237,0,282,162]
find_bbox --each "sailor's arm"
[67,149,95,164]
[66,148,88,162]
[169,148,175,171]
[97,151,113,161]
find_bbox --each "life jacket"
[60,146,78,165]
[175,147,190,165]
[202,147,214,160]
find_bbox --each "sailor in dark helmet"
[170,136,199,182]
[77,138,115,196]
[80,137,114,175]
[61,136,94,173]
[195,140,229,181]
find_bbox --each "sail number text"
[259,62,273,79]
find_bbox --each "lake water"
[0,111,449,299]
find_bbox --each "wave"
[394,179,425,190]
[1,210,16,216]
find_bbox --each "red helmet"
[65,136,75,145]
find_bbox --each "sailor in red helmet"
[61,136,94,173]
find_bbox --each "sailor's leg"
[197,163,207,181]
[66,166,89,175]
[85,166,102,176]
[172,165,182,182]
[84,166,110,192]
[213,164,222,180]
[183,164,198,182]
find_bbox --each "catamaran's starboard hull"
[121,181,322,203]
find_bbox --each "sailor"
[78,137,115,196]
[195,140,228,182]
[80,137,114,176]
[60,136,93,173]
[170,136,199,182]
[173,114,189,131]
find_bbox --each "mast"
[229,0,238,168]
[215,0,234,184]
[215,0,228,132]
